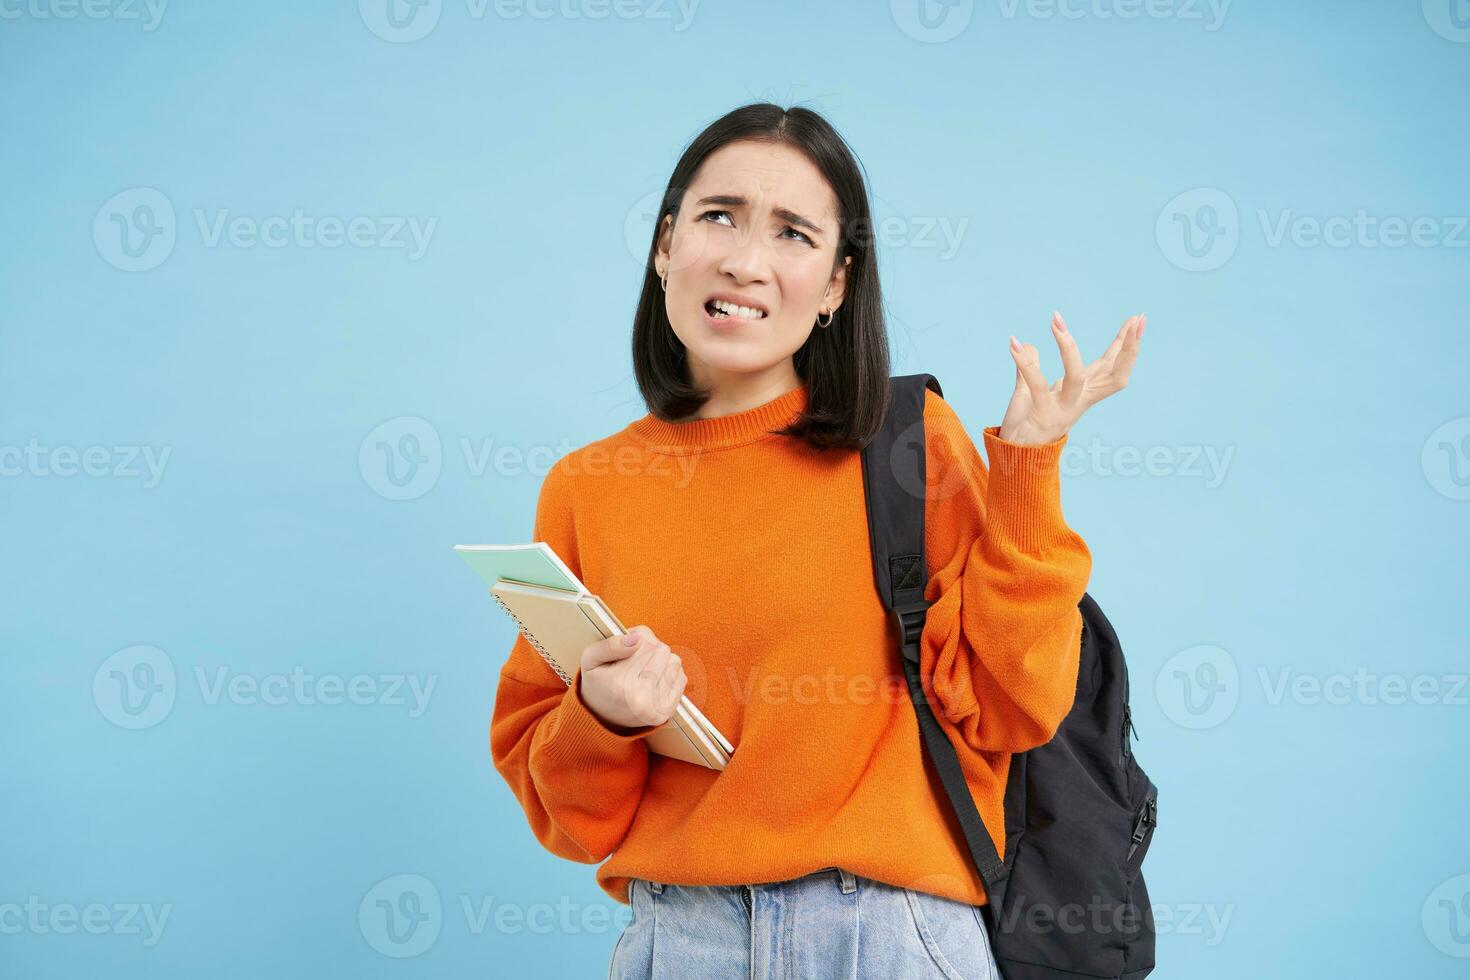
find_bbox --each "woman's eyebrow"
[695,194,826,236]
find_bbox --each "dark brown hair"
[630,102,891,452]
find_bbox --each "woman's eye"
[700,210,813,245]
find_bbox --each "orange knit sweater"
[489,380,1092,908]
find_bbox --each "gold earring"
[660,269,668,292]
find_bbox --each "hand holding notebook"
[578,625,689,734]
[456,542,734,770]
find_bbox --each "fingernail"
[1010,334,1021,351]
[624,633,638,646]
[1053,312,1068,334]
[1138,313,1147,339]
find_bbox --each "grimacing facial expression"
[656,140,852,377]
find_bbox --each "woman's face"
[656,139,850,385]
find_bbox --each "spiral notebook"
[455,543,733,770]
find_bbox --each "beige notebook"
[490,580,731,770]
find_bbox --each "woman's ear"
[824,254,852,311]
[654,213,674,274]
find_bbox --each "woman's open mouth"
[704,298,768,322]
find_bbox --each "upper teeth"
[712,299,765,319]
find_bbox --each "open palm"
[998,312,1146,445]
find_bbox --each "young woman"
[490,102,1143,980]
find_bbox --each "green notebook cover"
[453,543,585,594]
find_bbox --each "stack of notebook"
[455,542,733,770]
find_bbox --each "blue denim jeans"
[608,866,999,980]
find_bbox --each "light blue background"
[3,1,1468,977]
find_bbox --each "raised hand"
[998,311,1145,445]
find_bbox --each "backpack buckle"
[891,601,928,663]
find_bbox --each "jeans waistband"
[645,866,857,895]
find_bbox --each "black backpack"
[860,373,1159,980]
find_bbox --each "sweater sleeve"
[918,393,1093,754]
[488,456,656,864]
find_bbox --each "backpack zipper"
[1127,794,1158,861]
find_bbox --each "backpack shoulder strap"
[860,373,1010,911]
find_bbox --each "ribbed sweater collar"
[628,382,809,453]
